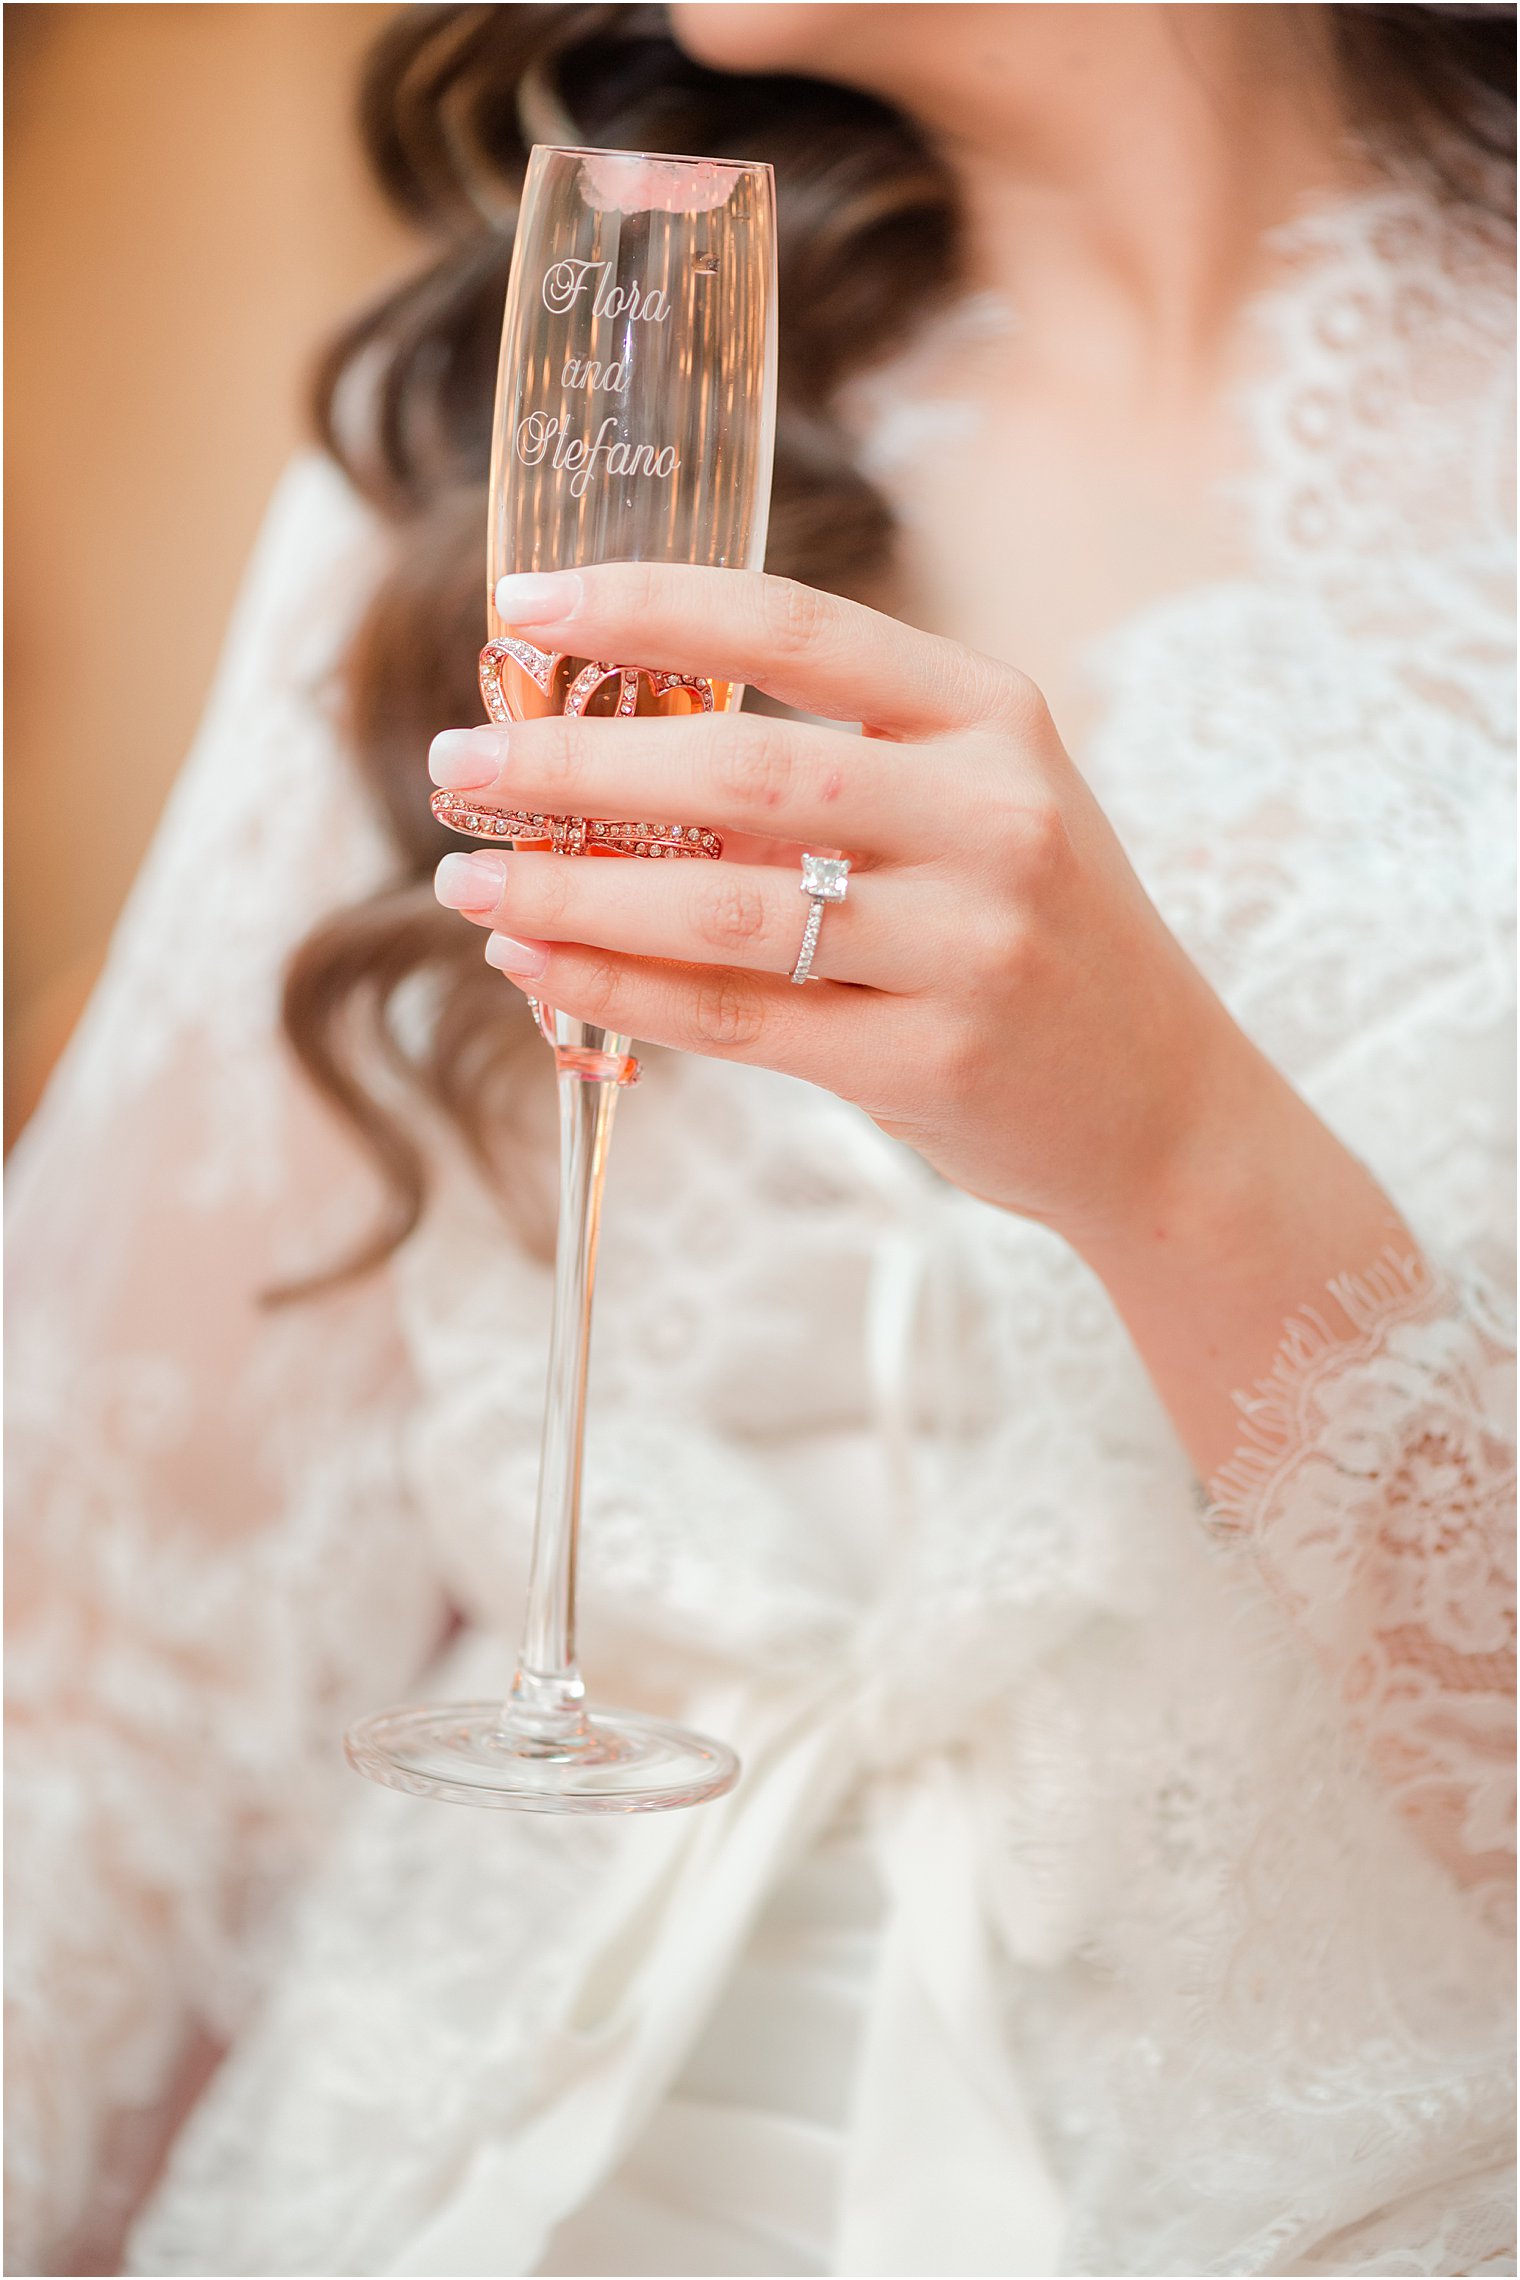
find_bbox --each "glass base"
[344,1700,741,1815]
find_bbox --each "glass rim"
[528,142,774,177]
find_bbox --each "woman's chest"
[864,368,1240,751]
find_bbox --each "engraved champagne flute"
[345,144,776,1812]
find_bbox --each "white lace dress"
[7,185,1515,2279]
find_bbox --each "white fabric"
[537,1799,882,2276]
[5,182,1515,2278]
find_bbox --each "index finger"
[492,563,1029,739]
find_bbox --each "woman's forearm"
[1072,1030,1413,1488]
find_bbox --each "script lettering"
[515,413,680,499]
[541,259,672,324]
[561,354,630,395]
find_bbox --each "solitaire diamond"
[800,854,851,901]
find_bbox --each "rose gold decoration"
[430,787,722,860]
[482,635,716,723]
[446,637,723,862]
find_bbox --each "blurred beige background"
[6,1,418,1147]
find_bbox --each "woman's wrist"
[1067,1022,1411,1484]
[1070,1015,1289,1282]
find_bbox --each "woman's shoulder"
[258,447,386,555]
[221,450,389,684]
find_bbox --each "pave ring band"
[790,853,852,984]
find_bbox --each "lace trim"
[1203,1238,1516,1909]
[1204,1241,1442,1536]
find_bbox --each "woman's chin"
[667,3,848,75]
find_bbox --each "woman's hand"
[428,561,1413,1480]
[428,561,1253,1264]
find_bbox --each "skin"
[428,7,1412,1486]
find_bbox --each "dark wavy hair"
[274,0,1515,1299]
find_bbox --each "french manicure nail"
[435,851,508,910]
[429,726,507,789]
[494,570,583,626]
[485,932,550,979]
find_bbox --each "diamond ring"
[789,853,851,984]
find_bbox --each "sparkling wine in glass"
[345,145,776,1812]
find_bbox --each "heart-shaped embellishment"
[481,636,719,724]
[432,638,725,861]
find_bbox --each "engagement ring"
[790,853,851,983]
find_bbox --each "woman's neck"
[864,5,1368,396]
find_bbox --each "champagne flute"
[345,144,777,1812]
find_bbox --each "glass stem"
[506,1012,631,1743]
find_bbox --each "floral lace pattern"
[1206,1242,1516,1916]
[7,182,1516,2278]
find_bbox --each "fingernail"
[495,570,583,626]
[429,726,507,789]
[485,932,550,979]
[435,851,507,910]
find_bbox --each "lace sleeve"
[1205,1241,1516,1919]
[4,458,451,2275]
